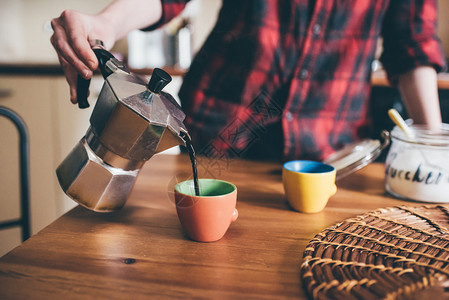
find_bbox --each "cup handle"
[231,208,238,223]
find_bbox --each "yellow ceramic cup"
[282,160,337,213]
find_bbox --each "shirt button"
[285,112,293,121]
[312,24,321,35]
[299,69,308,79]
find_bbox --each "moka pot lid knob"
[147,68,172,93]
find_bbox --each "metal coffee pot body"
[57,44,188,212]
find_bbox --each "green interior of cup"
[175,179,236,197]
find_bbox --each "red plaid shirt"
[150,0,445,161]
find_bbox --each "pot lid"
[324,131,390,180]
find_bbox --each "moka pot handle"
[76,43,115,109]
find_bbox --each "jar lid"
[324,131,390,180]
[390,123,449,147]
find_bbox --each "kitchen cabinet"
[0,75,102,256]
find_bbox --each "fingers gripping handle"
[76,41,115,109]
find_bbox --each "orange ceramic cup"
[175,179,238,242]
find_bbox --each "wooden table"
[0,154,408,299]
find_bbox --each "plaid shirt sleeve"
[143,0,190,31]
[380,0,447,83]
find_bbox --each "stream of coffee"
[180,132,200,196]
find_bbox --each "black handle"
[93,48,115,78]
[76,47,116,109]
[77,75,91,109]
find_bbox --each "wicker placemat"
[301,205,449,299]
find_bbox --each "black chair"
[0,106,31,241]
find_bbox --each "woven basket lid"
[301,205,449,299]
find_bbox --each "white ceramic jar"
[385,124,449,203]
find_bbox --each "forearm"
[397,66,442,130]
[97,0,162,42]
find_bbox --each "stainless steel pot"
[57,40,189,212]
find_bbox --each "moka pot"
[56,41,189,212]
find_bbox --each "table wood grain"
[0,154,408,299]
